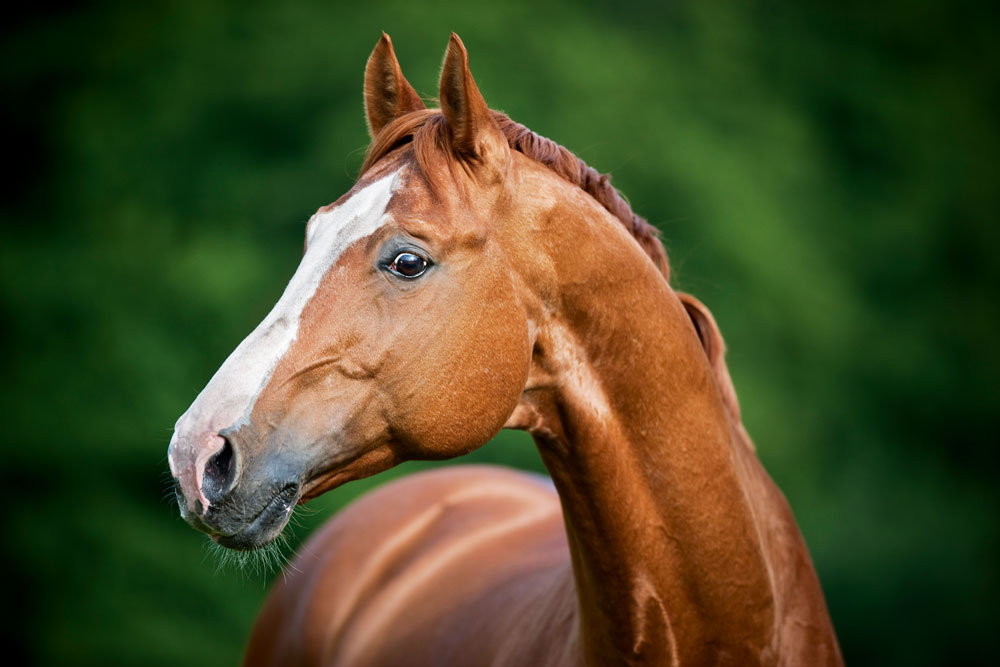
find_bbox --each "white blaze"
[168,168,402,506]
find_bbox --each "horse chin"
[210,484,300,552]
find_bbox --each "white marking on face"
[168,168,403,509]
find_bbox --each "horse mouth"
[212,484,299,551]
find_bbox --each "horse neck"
[507,174,778,664]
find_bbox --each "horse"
[167,33,842,666]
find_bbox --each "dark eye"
[387,252,429,279]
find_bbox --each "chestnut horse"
[168,34,842,666]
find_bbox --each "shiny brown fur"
[179,33,842,665]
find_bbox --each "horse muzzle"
[169,427,302,551]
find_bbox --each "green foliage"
[1,1,996,664]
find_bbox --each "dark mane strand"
[361,109,670,279]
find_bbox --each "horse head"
[168,35,535,550]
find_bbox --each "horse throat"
[505,188,779,664]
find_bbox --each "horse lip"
[212,484,300,550]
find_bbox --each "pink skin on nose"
[169,431,226,515]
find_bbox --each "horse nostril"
[202,436,238,504]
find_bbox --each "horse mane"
[360,109,670,280]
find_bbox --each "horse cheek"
[397,296,530,458]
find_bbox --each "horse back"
[244,465,579,667]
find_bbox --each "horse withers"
[168,34,842,666]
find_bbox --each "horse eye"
[387,252,429,278]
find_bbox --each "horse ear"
[438,33,509,175]
[677,292,747,434]
[364,33,425,139]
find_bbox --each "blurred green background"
[2,1,997,664]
